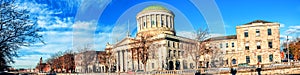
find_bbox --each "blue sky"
[10,0,300,69]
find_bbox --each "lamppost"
[287,36,290,65]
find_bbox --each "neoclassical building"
[208,20,281,67]
[105,5,200,72]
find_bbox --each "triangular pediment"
[115,38,135,46]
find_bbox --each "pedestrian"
[195,70,201,75]
[256,67,261,75]
[230,68,237,75]
[256,62,262,75]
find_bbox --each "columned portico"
[107,5,199,73]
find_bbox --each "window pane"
[246,56,250,63]
[232,59,236,64]
[245,42,249,50]
[257,42,261,49]
[269,54,273,62]
[226,43,228,48]
[232,42,234,47]
[268,41,273,48]
[268,28,272,35]
[257,55,262,62]
[256,29,260,36]
[244,30,248,37]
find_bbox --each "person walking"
[230,67,237,75]
[256,62,262,75]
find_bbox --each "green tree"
[0,0,43,70]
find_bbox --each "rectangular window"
[190,63,194,69]
[269,54,273,62]
[168,41,170,47]
[232,42,235,47]
[220,43,223,48]
[161,20,164,26]
[257,55,262,62]
[152,63,155,68]
[268,28,272,35]
[178,51,181,57]
[173,42,175,48]
[151,20,155,25]
[173,50,176,57]
[244,30,249,37]
[256,29,260,36]
[268,41,273,48]
[226,43,229,48]
[257,41,261,49]
[168,50,171,58]
[152,52,155,58]
[143,22,146,28]
[246,56,250,63]
[245,42,249,50]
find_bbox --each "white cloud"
[11,1,77,69]
[280,23,285,28]
[72,21,98,49]
[209,33,224,38]
[285,25,300,34]
[11,55,51,69]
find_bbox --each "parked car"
[238,63,255,70]
[135,70,144,72]
[238,63,249,67]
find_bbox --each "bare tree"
[105,45,115,72]
[184,28,211,69]
[140,36,149,71]
[130,35,152,71]
[74,45,97,73]
[147,43,163,70]
[47,51,63,72]
[0,0,44,70]
[209,46,224,68]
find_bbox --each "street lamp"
[287,35,290,65]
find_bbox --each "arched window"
[232,59,236,64]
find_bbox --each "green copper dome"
[142,5,169,12]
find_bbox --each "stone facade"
[208,20,281,67]
[75,51,107,73]
[105,5,199,72]
[236,20,281,65]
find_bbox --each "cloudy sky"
[9,0,300,69]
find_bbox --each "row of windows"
[167,41,178,48]
[244,41,273,50]
[245,54,273,63]
[244,28,272,37]
[140,15,173,30]
[220,42,235,48]
[168,50,183,58]
[167,41,196,49]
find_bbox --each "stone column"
[143,16,147,29]
[155,14,157,27]
[180,60,183,70]
[161,14,163,27]
[125,49,128,72]
[164,15,168,27]
[120,50,124,72]
[158,14,161,27]
[117,51,120,72]
[166,15,169,27]
[170,16,173,28]
[140,17,142,30]
[150,15,152,28]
